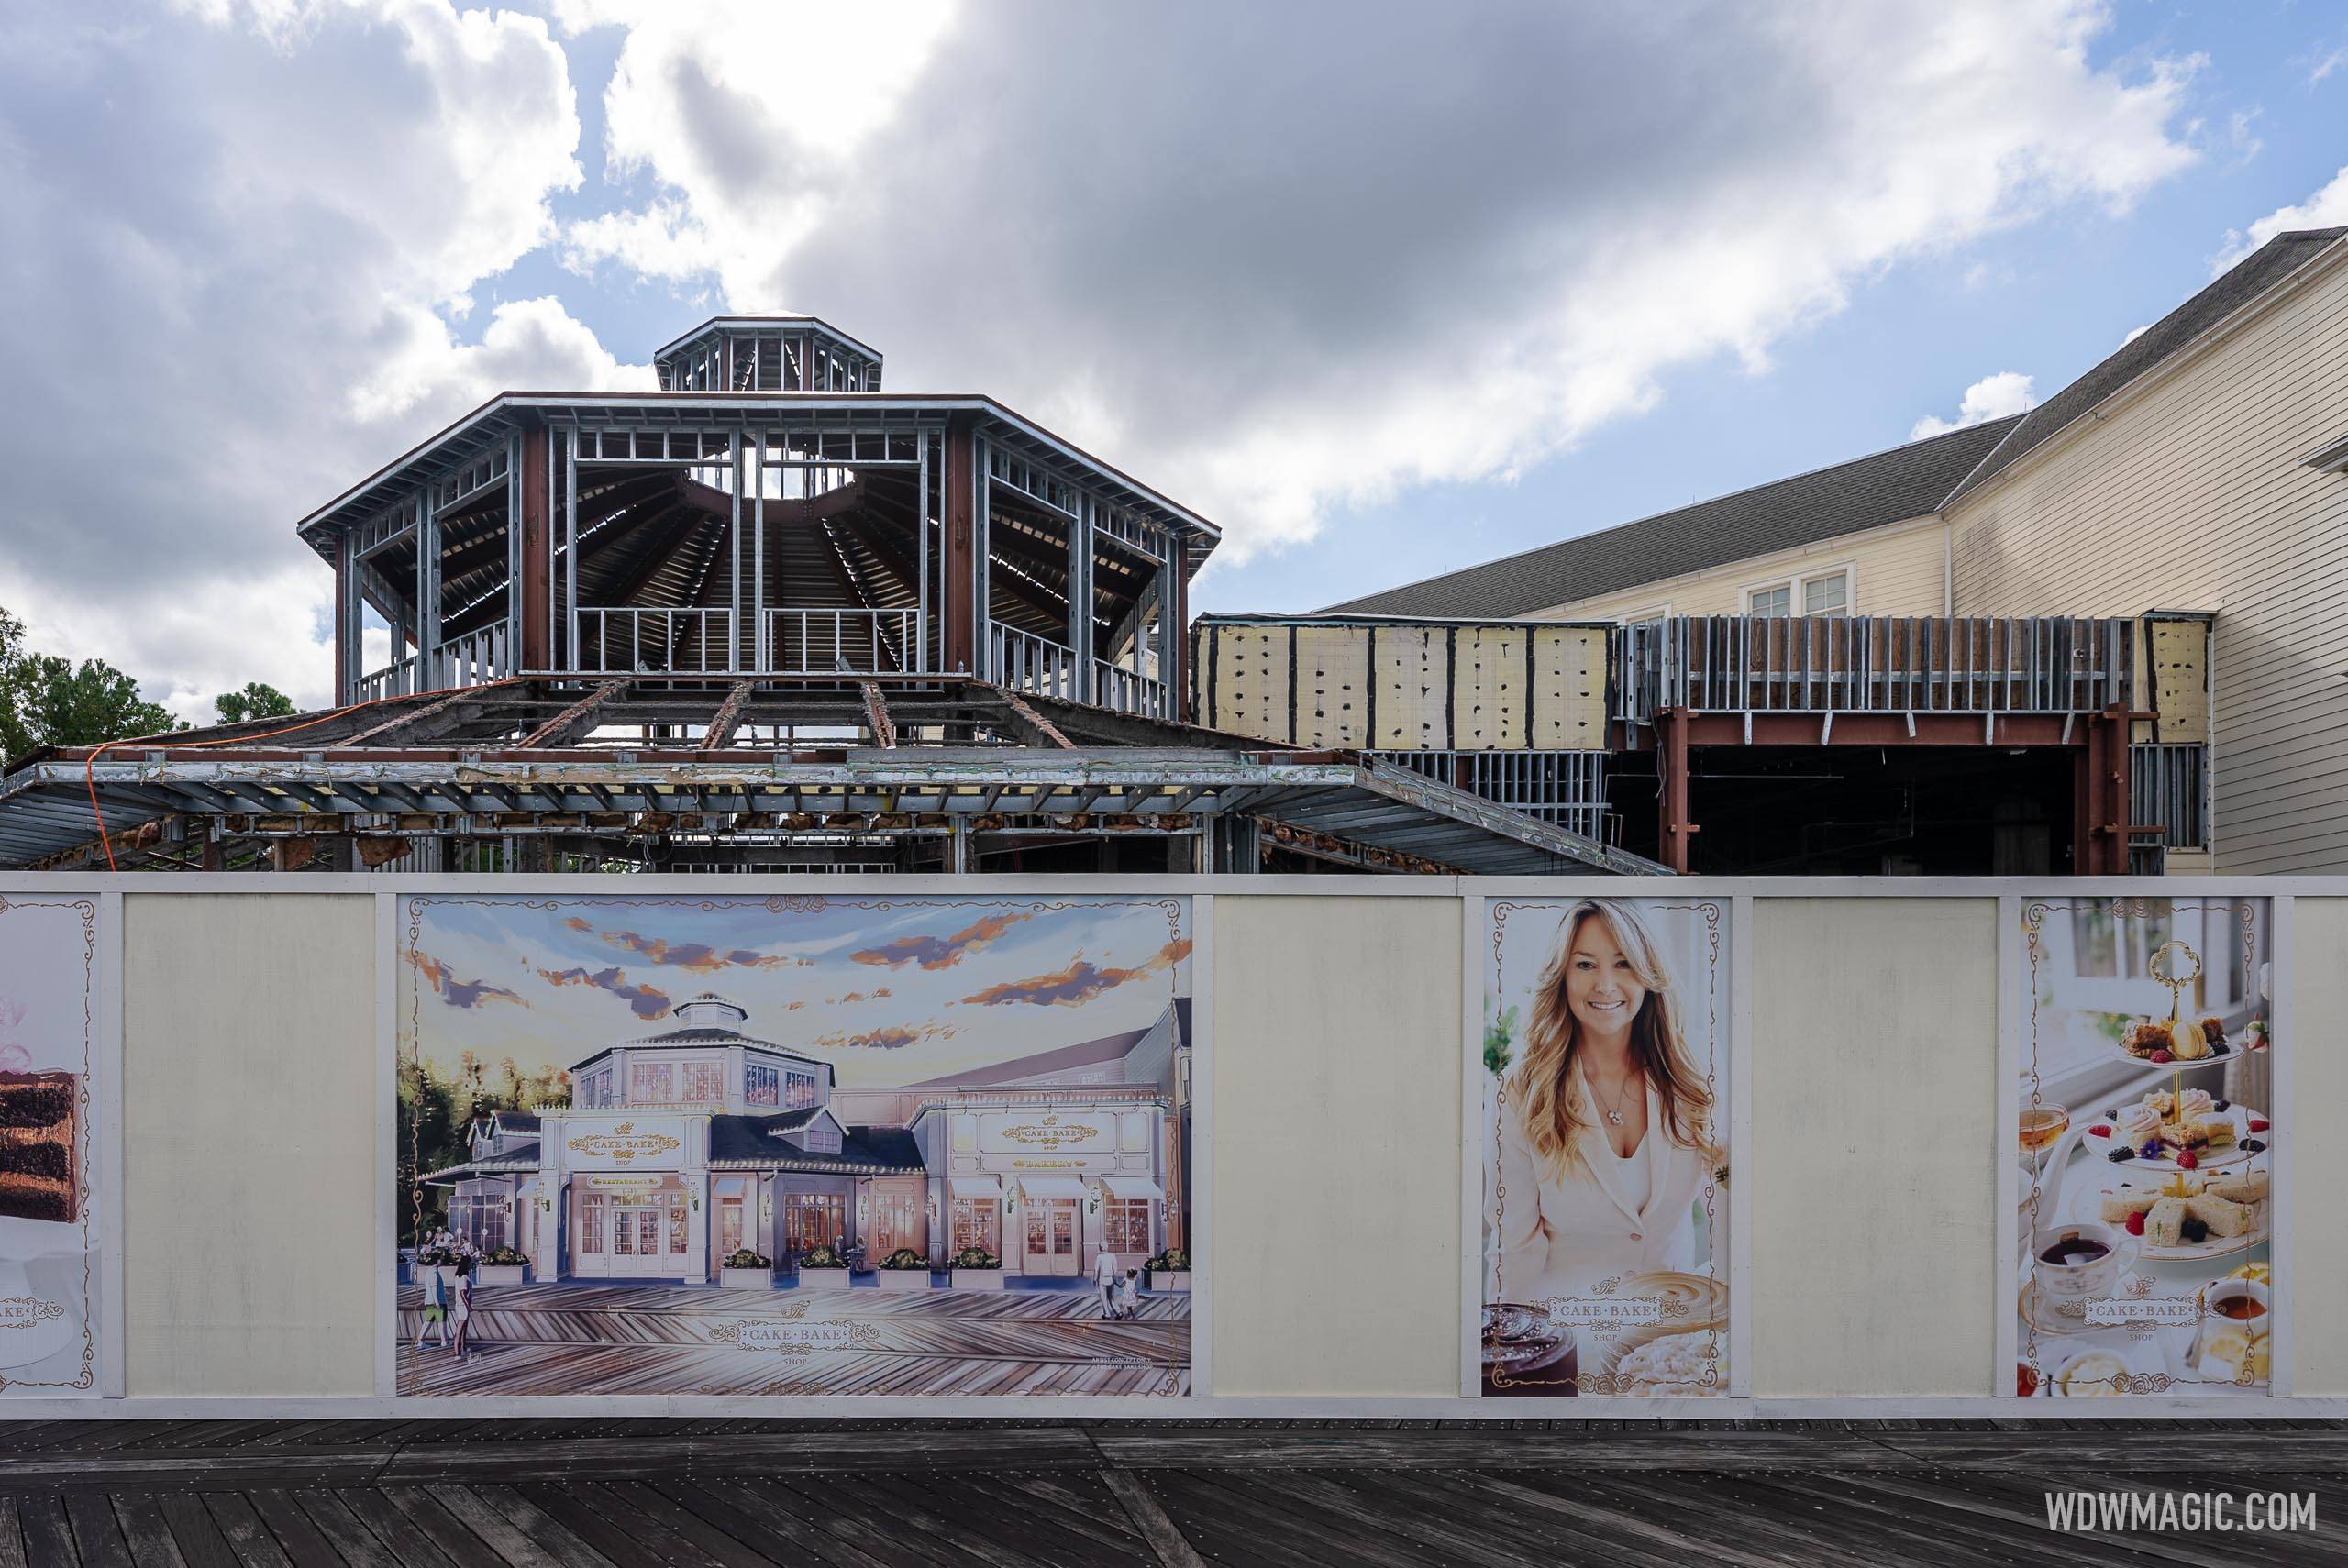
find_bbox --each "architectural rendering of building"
[426,993,1181,1286]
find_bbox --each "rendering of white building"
[428,993,1183,1286]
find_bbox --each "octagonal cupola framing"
[654,315,883,392]
[294,313,1217,733]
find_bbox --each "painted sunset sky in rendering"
[402,895,1191,1086]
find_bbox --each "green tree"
[214,681,295,726]
[6,654,184,750]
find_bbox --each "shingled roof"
[1943,226,2348,505]
[1321,417,2016,619]
[1326,227,2348,621]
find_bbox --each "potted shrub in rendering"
[1144,1248,1191,1292]
[876,1247,934,1293]
[717,1248,773,1289]
[794,1242,851,1293]
[413,1234,477,1290]
[474,1247,529,1287]
[948,1246,1003,1291]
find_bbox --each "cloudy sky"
[401,893,1191,1084]
[3,1,2343,721]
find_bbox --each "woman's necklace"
[1585,1058,1638,1127]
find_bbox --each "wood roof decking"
[0,1419,2338,1567]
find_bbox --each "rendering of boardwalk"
[395,1282,1191,1397]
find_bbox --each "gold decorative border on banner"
[2020,898,2265,1397]
[1487,900,1725,1397]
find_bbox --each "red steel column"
[1658,707,1694,874]
[1166,534,1190,722]
[2073,706,2131,875]
[943,422,977,674]
[333,536,353,703]
[519,426,551,671]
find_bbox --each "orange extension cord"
[83,676,528,870]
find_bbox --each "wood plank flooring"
[0,1419,2341,1564]
[394,1284,1190,1398]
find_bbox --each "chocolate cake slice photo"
[0,1072,77,1224]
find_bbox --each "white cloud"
[1911,371,2039,439]
[2214,163,2348,273]
[571,0,2197,560]
[0,0,628,715]
[0,0,2208,718]
[351,296,649,425]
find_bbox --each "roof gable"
[1943,226,2348,507]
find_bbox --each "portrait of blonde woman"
[1493,898,1718,1305]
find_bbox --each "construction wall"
[1191,620,1609,750]
[6,875,2332,1414]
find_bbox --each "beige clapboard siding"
[1950,249,2348,873]
[1517,514,1950,622]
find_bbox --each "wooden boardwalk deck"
[0,1419,2341,1564]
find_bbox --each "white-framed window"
[1746,565,1853,618]
[718,1196,746,1257]
[951,1199,999,1253]
[746,1064,781,1107]
[2026,900,2262,1103]
[1620,604,1671,629]
[681,1060,725,1103]
[628,1061,675,1103]
[1102,1198,1152,1255]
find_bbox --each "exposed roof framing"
[294,395,1219,559]
[0,677,1655,876]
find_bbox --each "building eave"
[293,392,1221,550]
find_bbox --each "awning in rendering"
[1016,1176,1087,1202]
[1098,1176,1165,1201]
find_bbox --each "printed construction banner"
[396,892,1194,1397]
[0,894,105,1396]
[1477,897,1728,1397]
[2016,896,2275,1398]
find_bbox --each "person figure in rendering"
[1117,1267,1141,1320]
[1495,899,1717,1304]
[1093,1245,1120,1317]
[449,1262,474,1362]
[415,1262,450,1351]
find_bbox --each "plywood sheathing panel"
[1296,625,1372,748]
[1203,625,1293,744]
[1530,627,1607,747]
[2150,618,2210,745]
[1376,625,1448,749]
[1448,625,1526,751]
